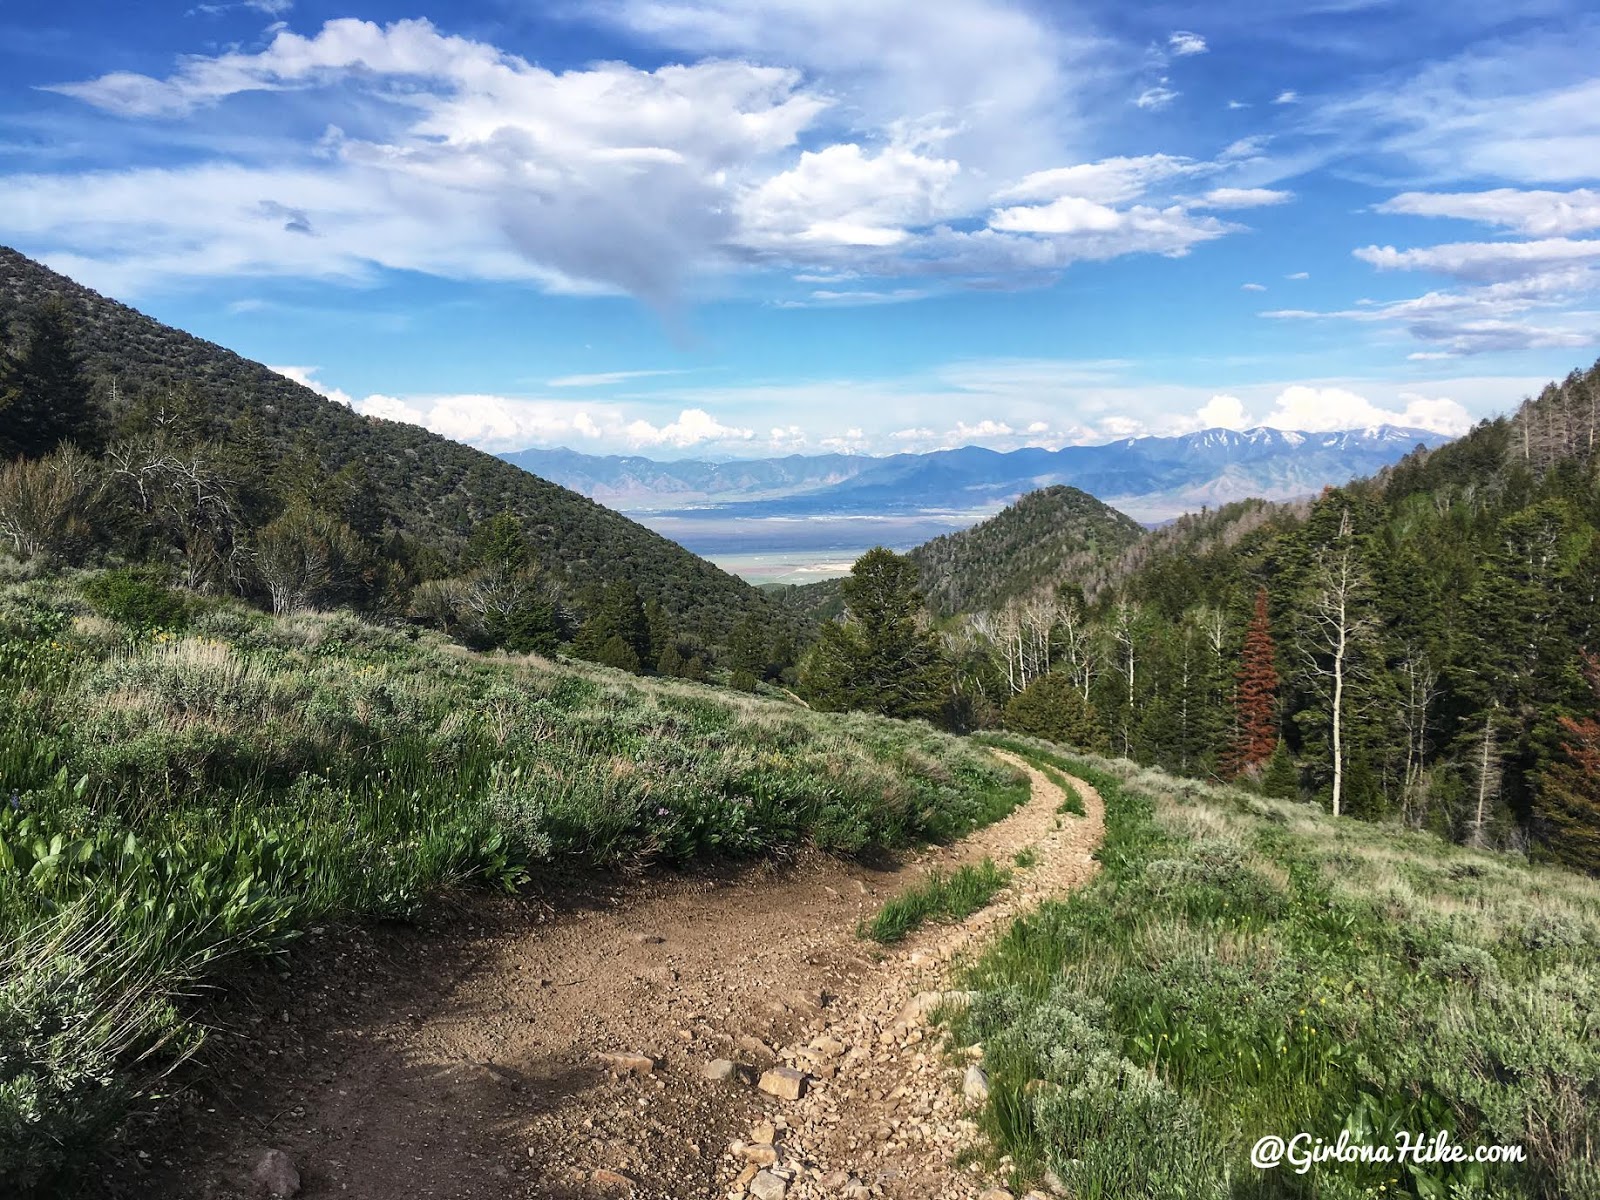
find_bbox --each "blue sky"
[3,0,1599,456]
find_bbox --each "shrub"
[0,447,105,565]
[0,910,197,1192]
[82,569,189,632]
[252,507,370,615]
[1002,671,1107,751]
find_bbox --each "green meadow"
[0,567,1024,1191]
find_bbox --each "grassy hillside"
[0,246,771,644]
[960,740,1600,1199]
[0,566,1024,1193]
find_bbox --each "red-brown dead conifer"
[1223,587,1280,778]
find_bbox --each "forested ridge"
[775,483,1144,625]
[907,484,1144,614]
[843,359,1600,871]
[0,246,779,655]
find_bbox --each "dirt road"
[131,752,1102,1200]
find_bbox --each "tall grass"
[951,753,1600,1200]
[0,574,1027,1192]
[975,734,1088,815]
[862,858,1011,944]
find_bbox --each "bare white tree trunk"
[1398,651,1440,827]
[1331,583,1346,817]
[1470,707,1500,849]
[1111,596,1138,757]
[1301,509,1374,819]
[1058,594,1094,700]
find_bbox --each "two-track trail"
[133,752,1103,1200]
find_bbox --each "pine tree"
[330,461,386,542]
[1002,670,1107,750]
[799,548,949,721]
[593,632,642,672]
[465,512,531,572]
[1261,740,1299,798]
[216,409,278,527]
[1222,588,1279,778]
[9,298,100,456]
[574,581,652,672]
[729,613,770,679]
[643,598,675,672]
[1534,653,1600,873]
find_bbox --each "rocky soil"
[119,752,1102,1200]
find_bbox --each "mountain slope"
[911,484,1145,614]
[0,246,771,641]
[776,484,1144,620]
[504,427,1451,522]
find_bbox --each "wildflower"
[7,789,18,811]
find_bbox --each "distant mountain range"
[502,426,1452,523]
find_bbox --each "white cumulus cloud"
[1258,385,1470,434]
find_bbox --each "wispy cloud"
[1312,25,1600,185]
[1195,187,1294,209]
[1265,261,1600,356]
[1168,31,1208,57]
[190,0,293,16]
[1377,188,1600,236]
[20,12,1291,302]
[1355,238,1600,282]
[547,369,696,388]
[1134,85,1179,111]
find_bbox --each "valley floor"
[117,753,1101,1200]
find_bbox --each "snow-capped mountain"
[502,425,1451,523]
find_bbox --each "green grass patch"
[949,753,1600,1200]
[862,858,1011,944]
[1013,845,1038,869]
[978,733,1087,815]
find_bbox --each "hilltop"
[908,484,1144,614]
[773,484,1143,624]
